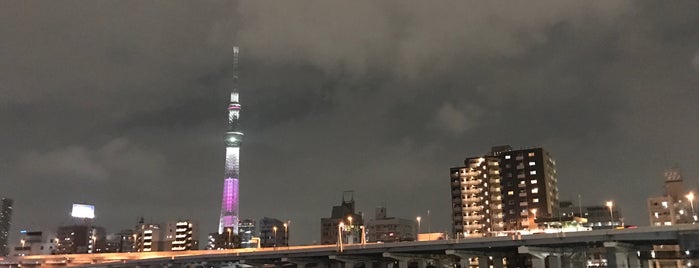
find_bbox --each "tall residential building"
[0,197,12,256]
[170,220,198,251]
[366,207,416,243]
[259,217,288,248]
[451,146,559,238]
[218,46,244,235]
[320,192,364,245]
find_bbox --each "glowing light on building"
[218,46,243,234]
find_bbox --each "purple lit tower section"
[218,46,244,234]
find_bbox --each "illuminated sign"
[71,204,95,219]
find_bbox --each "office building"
[0,197,12,256]
[648,167,696,226]
[320,191,363,245]
[366,207,416,243]
[55,225,106,254]
[646,167,696,268]
[218,46,244,235]
[238,219,256,248]
[259,217,288,248]
[556,201,623,229]
[451,146,559,237]
[104,229,136,253]
[12,231,58,256]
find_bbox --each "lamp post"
[530,208,538,230]
[226,227,232,248]
[416,216,421,233]
[337,222,344,252]
[347,216,353,244]
[273,226,278,249]
[360,225,366,246]
[687,192,696,223]
[283,222,289,247]
[606,201,614,227]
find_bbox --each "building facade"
[238,219,256,248]
[451,146,559,238]
[0,197,12,256]
[648,167,695,226]
[320,192,364,245]
[259,217,288,248]
[218,46,244,235]
[55,225,106,254]
[366,207,416,243]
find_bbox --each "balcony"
[461,189,482,195]
[461,206,483,212]
[463,197,480,203]
[463,215,484,221]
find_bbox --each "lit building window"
[661,201,668,208]
[507,191,514,196]
[530,170,537,175]
[654,212,659,218]
[533,198,539,203]
[531,188,539,194]
[528,152,535,157]
[505,155,511,159]
[529,161,535,166]
[530,179,538,184]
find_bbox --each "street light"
[530,209,538,229]
[283,222,289,247]
[273,226,278,249]
[687,192,696,223]
[347,216,353,244]
[416,216,421,234]
[226,228,232,248]
[337,222,344,252]
[360,225,366,246]
[606,201,614,227]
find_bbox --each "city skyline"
[0,1,698,246]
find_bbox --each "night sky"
[1,1,698,246]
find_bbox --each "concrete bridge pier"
[445,249,494,268]
[604,242,646,268]
[518,246,560,268]
[560,251,587,268]
[382,252,431,268]
[282,257,329,268]
[329,255,378,268]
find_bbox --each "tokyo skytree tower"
[218,46,243,234]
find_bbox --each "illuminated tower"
[218,46,243,234]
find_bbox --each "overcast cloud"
[1,0,698,245]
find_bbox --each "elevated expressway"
[3,225,698,268]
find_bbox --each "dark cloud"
[1,0,698,246]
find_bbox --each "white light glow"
[71,204,95,219]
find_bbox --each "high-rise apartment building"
[218,46,244,234]
[0,197,13,256]
[451,146,559,237]
[170,220,198,251]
